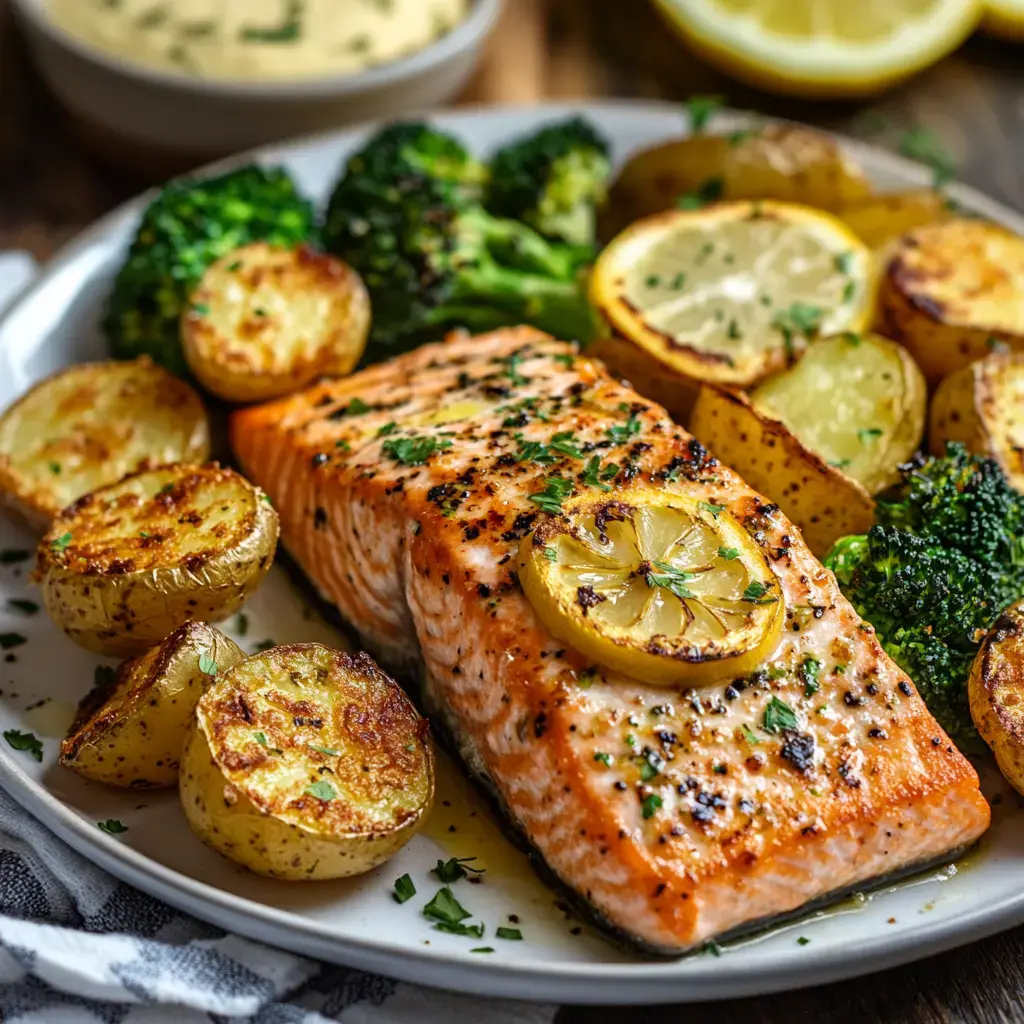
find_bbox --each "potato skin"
[588,330,700,422]
[180,644,434,880]
[603,124,871,239]
[929,352,1024,492]
[877,219,1024,386]
[969,601,1024,796]
[751,333,927,495]
[60,622,244,788]
[182,242,371,404]
[37,463,278,657]
[835,190,953,250]
[0,358,209,530]
[689,385,875,557]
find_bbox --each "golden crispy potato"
[37,463,278,657]
[689,384,875,557]
[591,201,875,390]
[929,351,1024,491]
[0,358,209,530]
[587,330,700,422]
[751,333,927,494]
[182,243,371,404]
[969,600,1024,796]
[877,219,1024,386]
[835,190,954,250]
[602,124,871,239]
[180,644,433,880]
[60,622,244,789]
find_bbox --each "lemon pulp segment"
[519,489,784,685]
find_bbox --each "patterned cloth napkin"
[0,253,557,1023]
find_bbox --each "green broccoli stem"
[458,208,577,281]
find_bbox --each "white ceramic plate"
[1,101,1023,1006]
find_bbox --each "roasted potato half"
[602,124,871,239]
[591,201,875,390]
[969,601,1024,796]
[37,463,278,657]
[0,358,209,530]
[835,190,954,250]
[182,243,371,404]
[689,384,875,557]
[588,330,700,422]
[60,622,244,788]
[180,644,434,880]
[929,352,1024,491]
[877,219,1024,386]
[751,333,927,495]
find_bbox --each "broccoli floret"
[322,122,595,363]
[105,165,316,376]
[825,444,1024,748]
[486,116,611,250]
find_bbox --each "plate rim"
[2,98,1023,1005]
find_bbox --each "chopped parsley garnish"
[858,427,883,444]
[382,436,453,466]
[554,353,575,368]
[254,731,282,754]
[376,421,398,437]
[646,274,661,288]
[684,94,724,133]
[703,940,723,957]
[762,696,799,734]
[548,432,584,459]
[718,546,739,561]
[4,729,42,761]
[834,251,855,274]
[726,318,743,340]
[343,397,370,415]
[97,819,128,835]
[797,936,811,946]
[527,475,573,515]
[0,633,27,650]
[641,793,663,819]
[638,753,661,781]
[393,874,416,904]
[801,656,822,697]
[7,599,39,614]
[899,127,957,186]
[198,652,218,676]
[0,549,30,565]
[773,302,824,356]
[50,532,73,553]
[699,501,725,518]
[48,462,61,475]
[677,176,724,210]
[240,0,304,42]
[496,926,523,940]
[843,280,857,303]
[309,743,341,756]
[742,580,775,603]
[646,561,697,601]
[503,351,529,386]
[593,751,612,766]
[582,455,612,492]
[729,128,755,146]
[305,779,336,801]
[422,886,477,933]
[606,413,642,444]
[432,857,484,883]
[830,459,852,469]
[740,724,761,745]
[515,439,555,464]
[471,947,495,953]
[543,546,558,562]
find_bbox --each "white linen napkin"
[0,252,559,1024]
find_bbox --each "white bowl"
[12,0,502,171]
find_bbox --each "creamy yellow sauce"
[46,0,471,81]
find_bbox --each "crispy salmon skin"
[231,327,989,954]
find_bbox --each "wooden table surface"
[2,0,1024,1020]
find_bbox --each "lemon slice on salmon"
[653,0,981,98]
[591,201,874,390]
[518,488,784,685]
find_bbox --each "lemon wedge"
[591,200,873,390]
[983,0,1024,39]
[653,0,982,98]
[518,488,784,686]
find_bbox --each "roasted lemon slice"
[518,488,783,685]
[591,201,873,390]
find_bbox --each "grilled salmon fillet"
[231,326,990,953]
